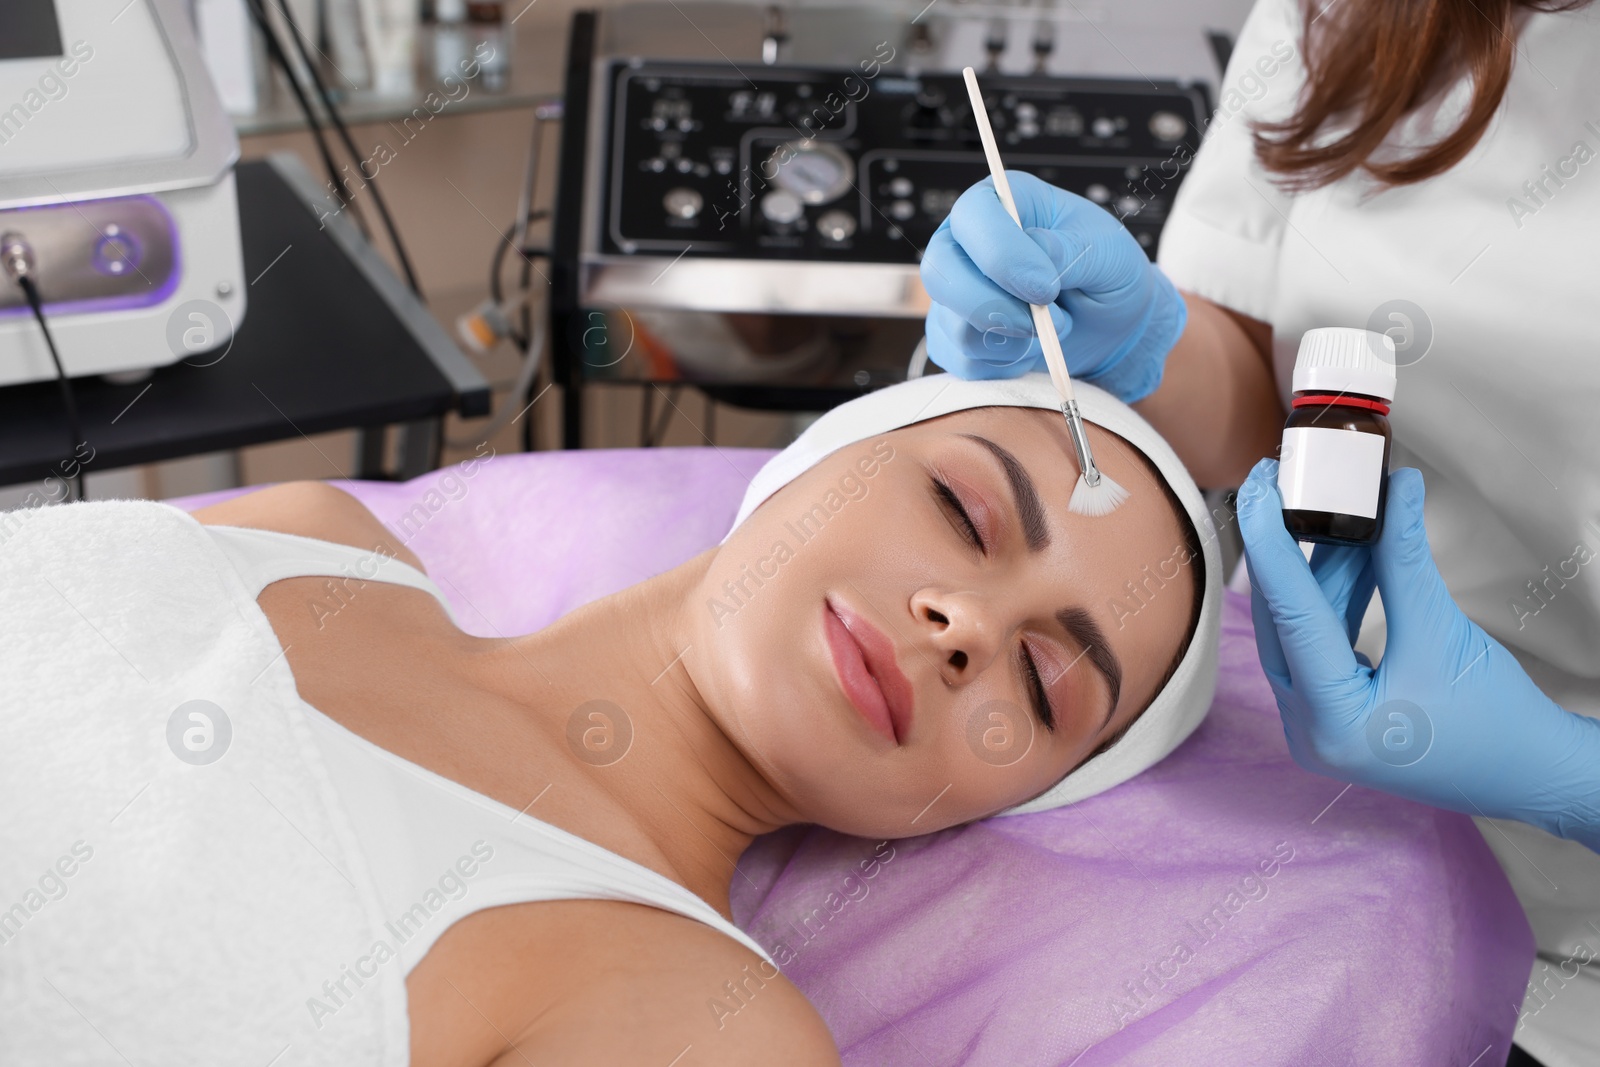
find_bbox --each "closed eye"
[933,474,1056,732]
[1020,643,1057,733]
[931,475,986,554]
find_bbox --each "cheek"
[691,467,1071,833]
[687,522,857,812]
[940,695,1086,817]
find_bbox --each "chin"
[711,664,903,833]
[727,688,880,822]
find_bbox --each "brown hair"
[1253,0,1590,190]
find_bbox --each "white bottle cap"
[1291,327,1398,402]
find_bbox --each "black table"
[0,153,489,487]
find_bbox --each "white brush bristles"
[1068,471,1131,518]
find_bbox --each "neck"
[460,549,801,916]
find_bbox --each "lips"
[822,597,915,746]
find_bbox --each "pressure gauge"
[767,140,854,205]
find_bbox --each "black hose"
[268,0,425,299]
[242,0,365,236]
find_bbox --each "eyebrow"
[960,434,1051,550]
[1057,607,1122,729]
[959,432,1123,730]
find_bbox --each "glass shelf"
[231,22,563,137]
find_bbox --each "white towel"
[0,499,407,1066]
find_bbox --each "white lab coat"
[1157,1,1600,1062]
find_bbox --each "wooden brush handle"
[961,66,1076,404]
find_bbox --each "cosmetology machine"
[547,1,1220,445]
[0,0,246,387]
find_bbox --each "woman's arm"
[424,913,842,1067]
[188,480,428,574]
[524,953,842,1067]
[1132,293,1283,490]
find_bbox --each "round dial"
[760,190,805,226]
[816,209,857,242]
[1148,109,1188,142]
[768,140,854,205]
[663,187,703,219]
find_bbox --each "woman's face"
[685,406,1198,837]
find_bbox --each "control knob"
[663,187,703,220]
[761,190,805,226]
[1148,110,1188,142]
[816,210,856,242]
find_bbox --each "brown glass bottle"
[1280,392,1392,546]
[1275,327,1399,547]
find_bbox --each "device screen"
[0,0,65,61]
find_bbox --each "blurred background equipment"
[545,1,1219,446]
[0,0,247,387]
[0,0,1251,502]
[0,0,491,503]
[0,154,490,491]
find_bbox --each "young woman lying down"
[1,374,1219,1065]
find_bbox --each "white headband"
[724,372,1222,814]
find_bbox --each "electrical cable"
[518,243,540,456]
[18,278,84,502]
[3,234,85,502]
[267,0,424,299]
[488,230,549,296]
[488,223,548,347]
[488,230,512,309]
[466,105,558,454]
[518,102,563,453]
[443,293,545,450]
[455,226,550,452]
[517,247,534,349]
[510,110,551,254]
[490,104,555,346]
[510,109,552,355]
[241,0,367,236]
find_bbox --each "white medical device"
[0,0,246,386]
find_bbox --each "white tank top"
[202,523,772,973]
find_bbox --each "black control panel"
[598,60,1209,264]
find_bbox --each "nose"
[911,587,1005,683]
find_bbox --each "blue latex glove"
[918,170,1187,402]
[1237,459,1600,851]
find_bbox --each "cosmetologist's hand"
[1237,460,1600,850]
[919,170,1187,401]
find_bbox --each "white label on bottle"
[1277,426,1386,519]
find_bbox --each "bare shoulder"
[187,480,426,573]
[498,903,840,1066]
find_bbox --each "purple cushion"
[169,448,1532,1064]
